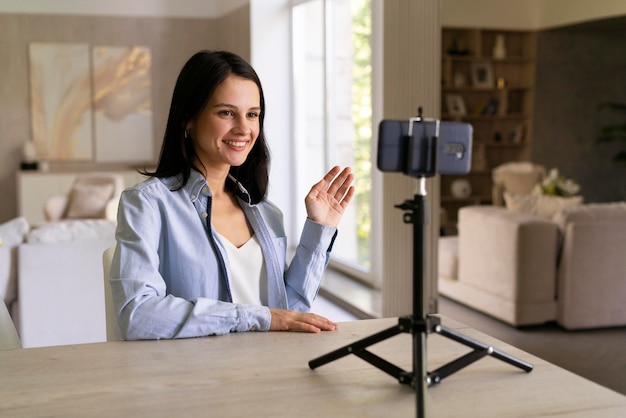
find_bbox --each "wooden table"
[1,317,625,417]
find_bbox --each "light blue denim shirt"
[109,169,337,340]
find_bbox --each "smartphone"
[377,119,473,176]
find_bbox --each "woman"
[109,50,355,340]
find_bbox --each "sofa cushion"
[0,217,30,306]
[26,219,116,244]
[65,182,115,219]
[553,202,626,227]
[504,192,583,220]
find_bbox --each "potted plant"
[597,101,626,164]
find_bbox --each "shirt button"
[202,186,208,193]
[279,242,284,247]
[191,194,196,200]
[202,212,208,218]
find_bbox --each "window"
[291,0,381,287]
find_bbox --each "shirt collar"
[177,169,253,205]
[226,174,253,205]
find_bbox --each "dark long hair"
[143,50,270,203]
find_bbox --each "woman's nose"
[232,115,253,135]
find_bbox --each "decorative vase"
[451,179,472,199]
[21,140,39,170]
[22,140,37,163]
[493,34,506,60]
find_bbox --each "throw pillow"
[503,192,584,220]
[65,182,115,219]
[0,217,30,306]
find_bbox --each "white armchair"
[439,206,559,327]
[43,172,125,222]
[492,161,546,206]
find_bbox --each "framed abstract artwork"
[28,43,154,163]
[29,43,93,161]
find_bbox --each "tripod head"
[377,107,473,178]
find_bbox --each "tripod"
[309,176,533,417]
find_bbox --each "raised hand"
[304,166,355,228]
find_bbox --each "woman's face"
[188,75,261,171]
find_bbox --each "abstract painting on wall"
[28,43,154,163]
[92,46,154,163]
[29,43,94,161]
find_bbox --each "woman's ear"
[185,122,195,140]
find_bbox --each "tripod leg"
[428,348,490,384]
[354,349,413,384]
[426,322,533,384]
[309,325,404,370]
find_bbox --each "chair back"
[103,246,123,341]
[0,300,21,350]
[492,162,546,206]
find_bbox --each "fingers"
[323,165,342,181]
[339,184,356,209]
[269,309,338,333]
[322,166,354,202]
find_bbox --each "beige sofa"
[438,202,626,330]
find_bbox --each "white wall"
[442,0,626,29]
[0,0,248,18]
[442,0,541,29]
[538,0,626,28]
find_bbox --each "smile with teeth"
[223,140,248,147]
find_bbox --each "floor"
[316,270,626,396]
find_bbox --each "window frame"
[289,0,383,288]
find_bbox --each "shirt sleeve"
[283,218,337,312]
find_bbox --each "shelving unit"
[440,27,536,232]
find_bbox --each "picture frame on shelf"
[446,94,467,116]
[471,62,494,89]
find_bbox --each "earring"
[184,129,189,139]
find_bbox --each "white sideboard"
[17,170,148,226]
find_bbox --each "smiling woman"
[107,50,355,341]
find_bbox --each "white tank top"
[215,231,267,306]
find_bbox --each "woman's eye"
[219,110,233,117]
[247,112,259,119]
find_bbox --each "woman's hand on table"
[269,309,338,333]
